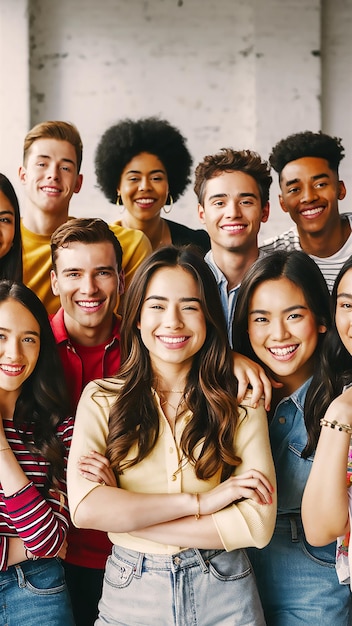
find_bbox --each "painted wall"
[0,0,351,243]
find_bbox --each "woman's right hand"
[199,469,274,516]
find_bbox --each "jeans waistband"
[0,557,58,585]
[111,545,225,575]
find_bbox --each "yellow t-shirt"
[21,220,152,314]
[67,379,276,554]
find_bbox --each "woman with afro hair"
[95,117,210,253]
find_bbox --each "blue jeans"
[0,558,75,626]
[96,545,265,625]
[248,515,352,626]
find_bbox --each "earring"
[116,193,124,212]
[163,194,173,214]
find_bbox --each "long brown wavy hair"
[106,245,240,481]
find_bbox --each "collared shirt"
[50,307,121,414]
[269,378,313,515]
[260,213,352,293]
[68,380,276,555]
[205,249,265,346]
[50,308,121,569]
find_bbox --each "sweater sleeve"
[2,417,73,561]
[3,482,69,558]
[212,401,277,551]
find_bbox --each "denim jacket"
[270,378,314,515]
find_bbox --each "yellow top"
[67,378,276,554]
[21,220,152,315]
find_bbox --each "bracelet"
[0,446,10,452]
[194,493,200,520]
[25,548,39,561]
[320,418,352,435]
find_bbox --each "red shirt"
[50,308,121,569]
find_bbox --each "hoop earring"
[163,194,173,214]
[116,193,124,213]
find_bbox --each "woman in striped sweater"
[0,281,75,625]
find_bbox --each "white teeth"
[222,225,245,232]
[136,199,154,204]
[159,336,186,344]
[42,187,60,192]
[301,207,323,216]
[269,346,297,356]
[0,365,23,372]
[77,301,101,308]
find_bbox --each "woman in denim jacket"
[233,249,352,625]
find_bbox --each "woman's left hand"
[78,451,117,487]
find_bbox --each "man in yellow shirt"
[19,120,151,314]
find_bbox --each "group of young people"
[0,116,351,626]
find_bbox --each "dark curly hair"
[94,117,192,204]
[269,131,345,178]
[194,148,272,207]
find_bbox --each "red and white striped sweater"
[0,417,73,570]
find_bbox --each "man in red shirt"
[50,217,124,626]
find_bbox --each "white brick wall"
[1,0,351,242]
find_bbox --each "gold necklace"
[157,390,185,413]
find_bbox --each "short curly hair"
[94,117,192,204]
[194,148,272,207]
[270,131,345,178]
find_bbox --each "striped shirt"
[0,416,73,570]
[260,213,352,293]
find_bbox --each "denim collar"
[277,377,313,413]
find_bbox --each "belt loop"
[194,549,209,573]
[289,516,298,542]
[134,551,144,579]
[14,564,26,588]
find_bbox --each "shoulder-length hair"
[233,250,332,457]
[308,255,352,430]
[0,281,70,490]
[106,245,240,481]
[0,174,22,282]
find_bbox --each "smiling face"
[137,266,207,377]
[0,299,40,405]
[335,268,352,357]
[198,170,269,255]
[51,241,120,345]
[248,276,326,393]
[118,152,169,226]
[19,138,83,220]
[279,156,346,237]
[0,191,15,259]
